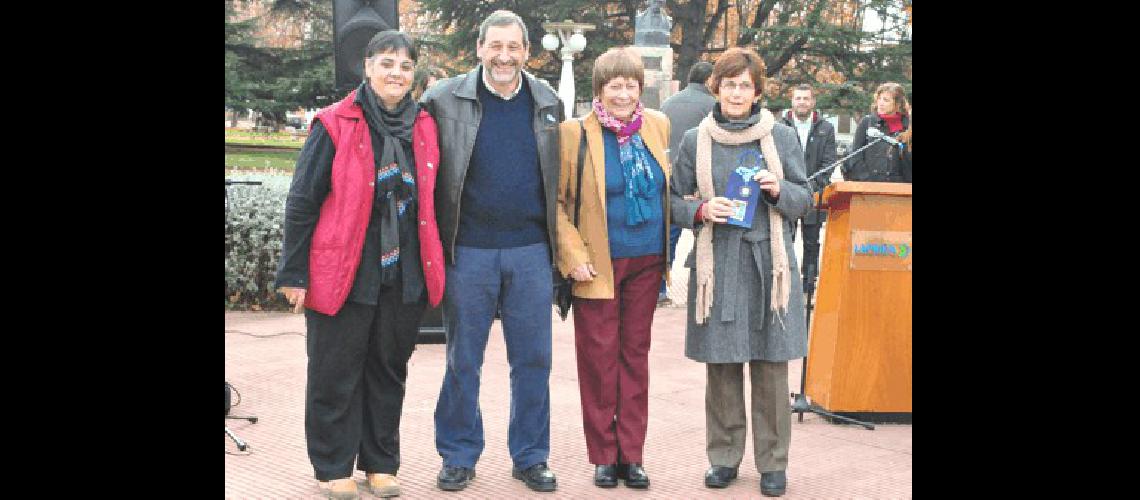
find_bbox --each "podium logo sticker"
[853,242,911,258]
[850,230,912,272]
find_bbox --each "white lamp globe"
[542,32,560,51]
[568,32,587,51]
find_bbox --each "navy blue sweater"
[455,78,547,248]
[602,129,665,259]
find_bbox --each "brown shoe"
[367,473,402,498]
[317,478,360,500]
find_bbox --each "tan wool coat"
[555,109,673,299]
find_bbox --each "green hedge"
[225,174,293,310]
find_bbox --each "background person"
[658,61,716,305]
[842,82,911,183]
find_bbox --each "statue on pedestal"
[634,0,672,47]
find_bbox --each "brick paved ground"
[225,300,911,499]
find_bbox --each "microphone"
[866,127,904,148]
[805,125,906,185]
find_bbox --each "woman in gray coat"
[669,47,810,498]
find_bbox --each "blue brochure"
[725,151,765,228]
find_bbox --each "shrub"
[225,174,293,311]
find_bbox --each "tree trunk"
[670,0,708,93]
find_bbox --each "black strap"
[572,119,586,228]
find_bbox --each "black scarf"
[355,82,418,286]
[712,102,763,131]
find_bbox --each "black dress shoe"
[704,466,738,488]
[614,462,629,479]
[593,464,618,488]
[623,463,649,489]
[760,470,787,497]
[512,463,557,492]
[437,465,475,491]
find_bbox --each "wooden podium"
[805,181,911,417]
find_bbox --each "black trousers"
[304,285,426,481]
[801,221,822,279]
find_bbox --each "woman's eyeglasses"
[720,81,755,92]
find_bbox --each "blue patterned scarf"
[592,99,660,226]
[357,82,417,285]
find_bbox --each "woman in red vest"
[275,30,444,500]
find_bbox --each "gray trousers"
[705,361,791,472]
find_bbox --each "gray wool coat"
[670,120,812,363]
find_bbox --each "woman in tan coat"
[555,47,671,490]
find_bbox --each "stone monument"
[632,0,675,109]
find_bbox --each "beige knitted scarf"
[694,107,790,325]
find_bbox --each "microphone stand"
[790,139,886,430]
[803,134,891,186]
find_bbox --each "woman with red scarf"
[554,47,672,490]
[843,82,912,183]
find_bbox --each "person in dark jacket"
[843,82,911,183]
[275,30,444,500]
[779,84,836,288]
[417,9,565,494]
[658,61,716,304]
[670,47,811,498]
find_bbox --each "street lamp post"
[541,20,595,118]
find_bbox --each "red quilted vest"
[305,90,445,315]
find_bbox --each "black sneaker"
[437,465,475,491]
[512,463,557,492]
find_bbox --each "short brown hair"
[708,47,766,97]
[592,47,645,97]
[792,83,813,95]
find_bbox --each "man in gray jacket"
[418,9,564,494]
[780,84,836,289]
[658,61,716,303]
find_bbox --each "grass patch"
[225,150,299,171]
[226,138,305,149]
[225,129,307,149]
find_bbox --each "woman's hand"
[702,196,737,224]
[570,263,598,282]
[279,286,307,314]
[753,169,780,198]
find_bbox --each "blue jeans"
[434,242,552,470]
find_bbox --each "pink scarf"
[592,99,643,146]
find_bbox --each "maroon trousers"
[573,254,664,465]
